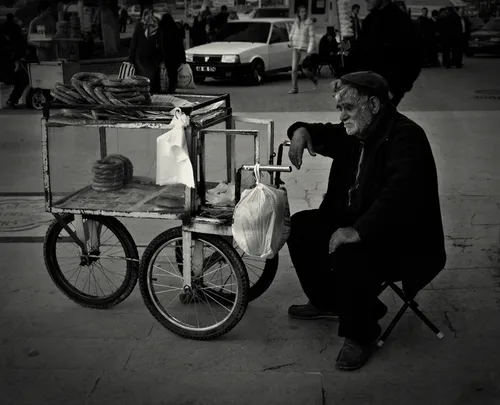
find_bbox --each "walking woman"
[129,9,162,92]
[159,13,186,93]
[288,5,318,94]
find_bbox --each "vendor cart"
[41,93,291,340]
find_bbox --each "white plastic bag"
[206,182,235,206]
[156,108,195,188]
[232,165,291,259]
[177,63,196,89]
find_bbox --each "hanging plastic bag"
[156,108,195,188]
[232,164,291,259]
[177,63,196,89]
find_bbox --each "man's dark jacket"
[348,3,422,98]
[287,106,446,296]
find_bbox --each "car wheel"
[247,60,265,86]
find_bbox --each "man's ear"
[369,96,381,114]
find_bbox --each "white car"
[186,18,295,85]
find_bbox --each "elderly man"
[286,71,446,371]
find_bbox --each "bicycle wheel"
[139,227,249,340]
[235,246,279,302]
[171,226,278,302]
[43,214,139,309]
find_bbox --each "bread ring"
[124,95,146,104]
[71,72,106,83]
[50,91,74,105]
[82,82,101,105]
[94,87,112,105]
[56,86,86,102]
[91,184,123,192]
[93,159,123,170]
[55,82,71,90]
[104,92,125,106]
[72,81,95,104]
[104,154,133,183]
[53,88,83,104]
[123,75,150,85]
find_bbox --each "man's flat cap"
[339,71,390,102]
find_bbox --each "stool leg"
[377,302,409,347]
[407,300,444,339]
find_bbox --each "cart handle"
[235,164,292,204]
[275,140,291,186]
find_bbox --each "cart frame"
[41,93,291,297]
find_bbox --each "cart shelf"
[50,178,190,219]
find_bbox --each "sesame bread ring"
[72,81,96,104]
[50,91,75,105]
[124,95,146,104]
[122,75,150,87]
[91,183,124,192]
[53,88,83,104]
[94,87,112,105]
[82,82,101,105]
[101,79,138,89]
[104,91,125,106]
[71,72,106,84]
[54,86,85,103]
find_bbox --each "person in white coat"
[288,5,318,94]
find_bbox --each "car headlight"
[186,54,193,62]
[490,37,500,43]
[221,55,240,63]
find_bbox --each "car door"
[268,22,292,71]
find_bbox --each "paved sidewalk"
[0,109,499,404]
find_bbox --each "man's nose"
[340,110,349,121]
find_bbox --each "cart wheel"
[171,226,277,302]
[139,227,249,340]
[235,246,279,301]
[43,214,139,309]
[27,88,47,110]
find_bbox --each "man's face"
[298,8,307,20]
[422,8,428,17]
[352,7,359,15]
[336,95,376,139]
[366,0,382,12]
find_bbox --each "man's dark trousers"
[287,209,400,344]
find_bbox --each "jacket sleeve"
[352,126,429,242]
[307,22,316,54]
[287,121,350,159]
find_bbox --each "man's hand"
[289,128,316,170]
[329,227,361,254]
[14,61,20,72]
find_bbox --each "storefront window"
[311,0,326,14]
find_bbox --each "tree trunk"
[100,0,120,57]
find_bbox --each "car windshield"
[216,22,271,43]
[254,9,289,18]
[482,19,500,31]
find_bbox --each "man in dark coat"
[286,71,446,371]
[347,0,422,107]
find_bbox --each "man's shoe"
[288,302,339,320]
[288,89,298,94]
[336,338,376,371]
[6,100,17,108]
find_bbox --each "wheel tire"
[247,60,265,86]
[28,88,47,110]
[139,227,249,340]
[194,76,206,84]
[43,214,139,309]
[246,254,279,301]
